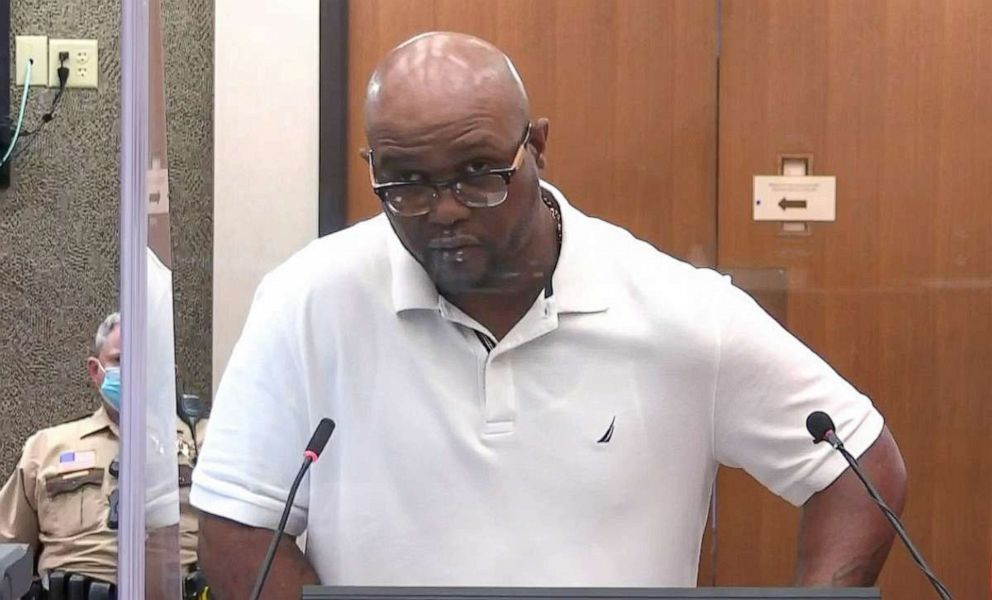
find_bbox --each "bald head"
[364,32,529,138]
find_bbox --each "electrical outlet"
[48,39,99,89]
[15,36,48,86]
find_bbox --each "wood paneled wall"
[718,2,992,597]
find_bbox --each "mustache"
[427,233,482,249]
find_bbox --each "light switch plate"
[49,39,99,89]
[15,35,48,86]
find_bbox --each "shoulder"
[271,214,389,280]
[29,411,100,443]
[19,410,103,464]
[225,218,396,372]
[253,214,392,309]
[545,180,733,329]
[575,209,730,304]
[548,181,721,290]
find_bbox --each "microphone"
[805,411,952,599]
[805,410,843,448]
[249,418,336,600]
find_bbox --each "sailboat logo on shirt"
[597,416,616,444]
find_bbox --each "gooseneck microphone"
[805,411,952,599]
[249,418,336,600]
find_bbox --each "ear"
[528,118,550,170]
[359,147,370,163]
[86,358,102,388]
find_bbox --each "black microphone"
[805,410,843,448]
[805,411,952,599]
[249,418,336,600]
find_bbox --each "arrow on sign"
[778,197,807,210]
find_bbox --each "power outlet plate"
[15,35,48,86]
[49,39,99,89]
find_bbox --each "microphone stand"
[248,455,316,600]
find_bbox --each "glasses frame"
[368,123,532,217]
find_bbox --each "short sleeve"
[712,280,884,506]
[0,436,41,548]
[190,273,312,536]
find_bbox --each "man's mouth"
[428,235,480,250]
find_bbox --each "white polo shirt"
[191,182,883,587]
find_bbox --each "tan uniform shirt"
[176,418,207,569]
[0,406,207,584]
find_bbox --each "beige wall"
[212,2,319,390]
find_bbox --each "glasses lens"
[383,185,435,216]
[455,174,509,207]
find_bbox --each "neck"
[444,200,559,339]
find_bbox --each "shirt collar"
[543,181,610,314]
[80,404,119,439]
[388,180,610,315]
[387,224,440,313]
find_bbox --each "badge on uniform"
[58,450,96,472]
[178,439,192,462]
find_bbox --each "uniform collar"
[388,180,610,315]
[80,404,119,439]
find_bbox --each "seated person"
[0,312,207,597]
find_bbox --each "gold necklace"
[540,190,563,245]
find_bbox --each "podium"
[302,587,880,600]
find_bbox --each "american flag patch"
[58,450,96,472]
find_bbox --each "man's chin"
[431,266,533,297]
[426,250,490,293]
[430,265,487,294]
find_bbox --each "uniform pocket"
[41,468,106,537]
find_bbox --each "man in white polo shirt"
[191,32,906,598]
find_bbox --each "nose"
[427,185,470,226]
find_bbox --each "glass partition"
[121,0,212,596]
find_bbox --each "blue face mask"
[100,365,122,411]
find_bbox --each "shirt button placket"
[482,352,515,436]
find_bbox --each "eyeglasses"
[368,124,531,217]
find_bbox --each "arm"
[191,273,319,597]
[146,524,183,600]
[0,454,41,550]
[795,426,907,586]
[198,511,319,600]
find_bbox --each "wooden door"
[716,1,992,597]
[346,0,718,266]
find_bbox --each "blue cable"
[1,59,34,166]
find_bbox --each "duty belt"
[40,571,115,600]
[29,569,207,599]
